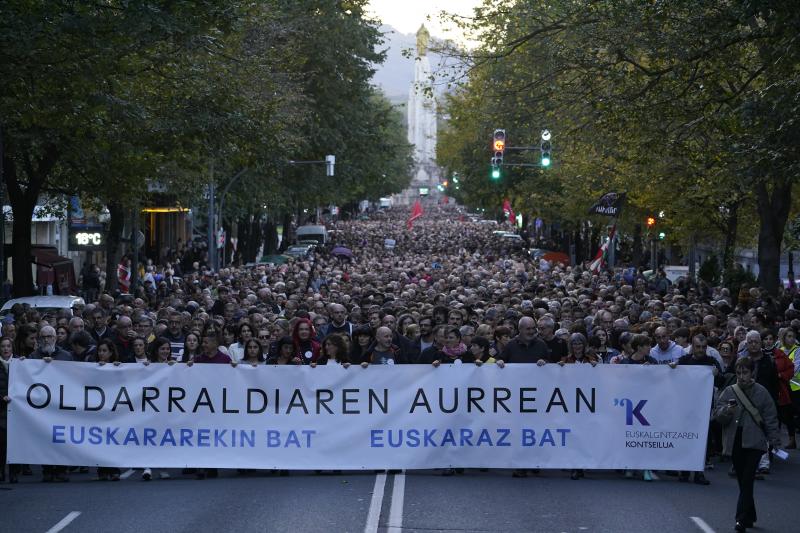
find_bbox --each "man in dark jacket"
[30,326,73,361]
[28,325,71,482]
[676,333,718,485]
[743,330,779,475]
[111,316,136,363]
[498,317,550,364]
[743,331,779,401]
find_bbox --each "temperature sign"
[68,226,106,251]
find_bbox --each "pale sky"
[366,0,482,42]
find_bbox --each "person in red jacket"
[292,318,321,364]
[770,336,795,449]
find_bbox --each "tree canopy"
[437,0,800,293]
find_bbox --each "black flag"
[588,192,626,217]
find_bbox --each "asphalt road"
[1,454,797,533]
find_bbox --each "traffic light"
[646,216,656,229]
[491,129,505,180]
[658,231,666,240]
[540,129,552,167]
[492,129,506,164]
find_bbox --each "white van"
[0,295,85,318]
[295,225,328,245]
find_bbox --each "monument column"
[395,24,440,206]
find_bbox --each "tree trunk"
[721,201,740,284]
[632,223,642,267]
[10,197,36,296]
[104,201,125,293]
[3,144,59,297]
[263,218,278,256]
[756,178,792,295]
[280,212,292,252]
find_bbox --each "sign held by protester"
[588,192,626,217]
[8,360,712,470]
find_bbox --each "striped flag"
[589,225,616,273]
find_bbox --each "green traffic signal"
[658,231,666,240]
[491,166,501,179]
[541,156,551,167]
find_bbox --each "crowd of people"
[1,206,798,530]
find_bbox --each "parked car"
[285,244,316,258]
[0,295,85,318]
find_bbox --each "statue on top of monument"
[416,24,430,57]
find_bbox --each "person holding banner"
[180,332,202,363]
[291,318,321,364]
[189,328,231,479]
[1,336,17,483]
[715,357,782,532]
[319,334,349,366]
[560,333,599,481]
[266,336,301,365]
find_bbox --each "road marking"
[690,516,716,533]
[364,473,387,533]
[45,511,81,533]
[120,469,135,479]
[387,472,406,532]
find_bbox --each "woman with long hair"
[138,337,175,481]
[349,325,374,365]
[148,337,172,363]
[180,332,202,363]
[593,328,619,363]
[14,324,37,358]
[132,337,148,363]
[227,323,254,363]
[241,338,264,366]
[291,318,321,364]
[320,334,349,366]
[95,339,121,481]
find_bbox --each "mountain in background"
[371,24,459,105]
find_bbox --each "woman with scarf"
[430,327,467,366]
[715,357,782,532]
[430,327,468,476]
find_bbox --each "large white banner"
[7,360,712,470]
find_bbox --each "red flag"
[589,224,616,273]
[502,198,515,225]
[406,199,424,230]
